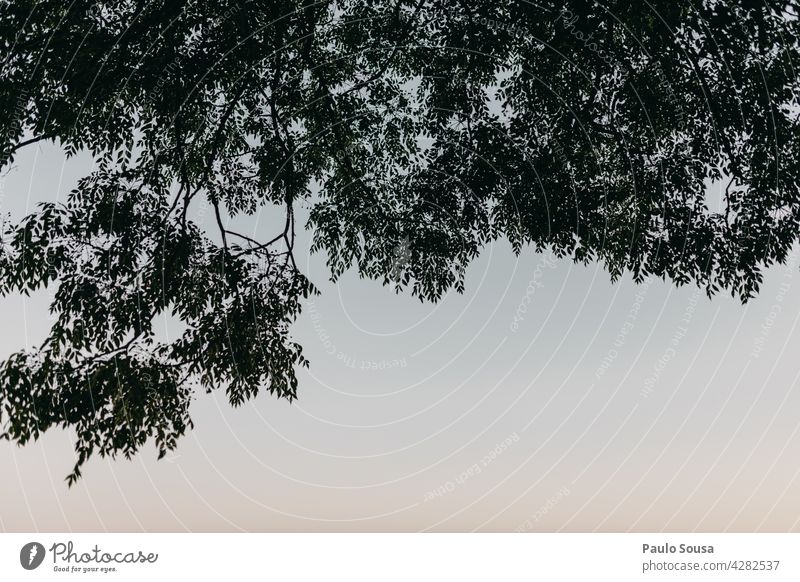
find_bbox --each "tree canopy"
[1,0,799,483]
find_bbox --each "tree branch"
[1,133,56,163]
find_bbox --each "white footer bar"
[1,533,797,581]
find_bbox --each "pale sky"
[1,141,800,532]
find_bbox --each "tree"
[1,0,798,483]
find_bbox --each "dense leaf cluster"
[1,0,799,481]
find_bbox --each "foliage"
[1,0,799,482]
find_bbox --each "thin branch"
[225,230,263,247]
[1,133,56,162]
[232,232,285,258]
[174,115,193,230]
[212,199,228,251]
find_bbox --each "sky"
[1,140,800,532]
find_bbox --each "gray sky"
[1,141,800,532]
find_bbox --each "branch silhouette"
[0,0,798,483]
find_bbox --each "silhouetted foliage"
[1,1,799,483]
